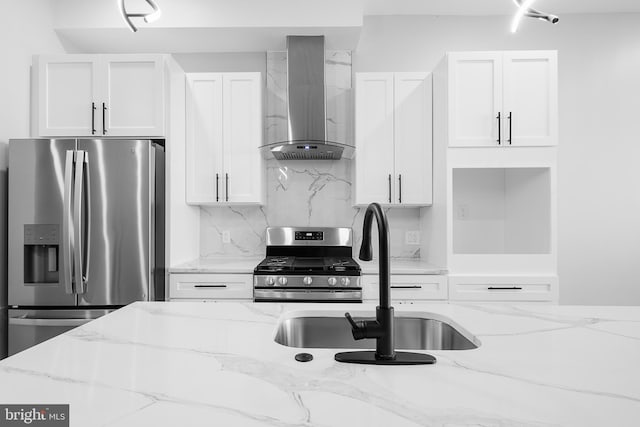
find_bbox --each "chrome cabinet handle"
[398,174,402,204]
[508,111,512,145]
[388,174,391,203]
[62,150,75,294]
[194,284,227,288]
[73,151,87,295]
[496,112,501,145]
[91,102,96,135]
[216,173,219,202]
[487,286,523,290]
[102,103,107,135]
[225,173,229,202]
[391,285,422,289]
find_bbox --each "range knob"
[340,277,351,286]
[303,276,313,285]
[327,277,337,286]
[264,276,275,286]
[278,277,288,286]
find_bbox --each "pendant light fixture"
[119,0,162,32]
[511,0,559,33]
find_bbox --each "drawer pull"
[391,285,422,289]
[487,286,522,291]
[194,284,227,288]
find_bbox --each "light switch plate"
[222,231,231,243]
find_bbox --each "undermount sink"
[274,312,480,351]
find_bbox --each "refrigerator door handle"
[73,150,87,294]
[83,151,91,287]
[62,150,75,294]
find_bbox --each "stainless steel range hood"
[261,36,354,160]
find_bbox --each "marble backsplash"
[199,51,422,259]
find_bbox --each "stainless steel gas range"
[253,227,362,302]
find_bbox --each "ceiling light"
[119,0,161,32]
[511,0,559,33]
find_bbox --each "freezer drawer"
[8,309,112,357]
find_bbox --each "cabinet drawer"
[363,275,447,301]
[169,274,253,300]
[449,276,558,302]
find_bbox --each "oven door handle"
[253,289,363,302]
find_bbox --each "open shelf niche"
[452,167,551,255]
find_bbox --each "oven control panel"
[295,231,323,241]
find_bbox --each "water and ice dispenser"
[23,224,59,284]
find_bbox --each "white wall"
[355,14,640,305]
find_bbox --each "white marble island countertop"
[1,302,639,426]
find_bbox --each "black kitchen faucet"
[335,202,436,365]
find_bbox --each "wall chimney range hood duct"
[261,36,354,160]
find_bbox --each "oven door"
[253,288,362,303]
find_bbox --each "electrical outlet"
[222,231,231,243]
[457,204,469,220]
[405,230,421,245]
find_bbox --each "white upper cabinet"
[101,55,164,137]
[185,73,223,204]
[394,73,433,205]
[222,74,263,204]
[34,54,165,137]
[35,55,100,137]
[502,52,558,147]
[185,72,264,205]
[447,51,557,147]
[354,72,433,206]
[449,52,503,147]
[354,73,395,205]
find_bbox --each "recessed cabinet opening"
[452,167,551,255]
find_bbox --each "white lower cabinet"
[363,275,448,303]
[448,275,558,303]
[169,274,253,301]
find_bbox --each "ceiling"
[363,0,640,15]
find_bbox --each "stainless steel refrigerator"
[7,139,165,356]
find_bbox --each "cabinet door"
[354,73,395,205]
[222,73,263,204]
[36,55,100,137]
[503,51,558,146]
[101,55,164,137]
[448,52,503,147]
[185,73,224,204]
[394,73,433,205]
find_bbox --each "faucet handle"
[344,312,358,329]
[344,312,367,340]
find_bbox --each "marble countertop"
[170,257,446,275]
[1,302,639,426]
[359,259,446,275]
[169,257,263,273]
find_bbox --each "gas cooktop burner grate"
[266,257,290,265]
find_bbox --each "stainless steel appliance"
[7,138,165,356]
[259,36,354,160]
[253,227,362,302]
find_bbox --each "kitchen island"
[0,302,639,426]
